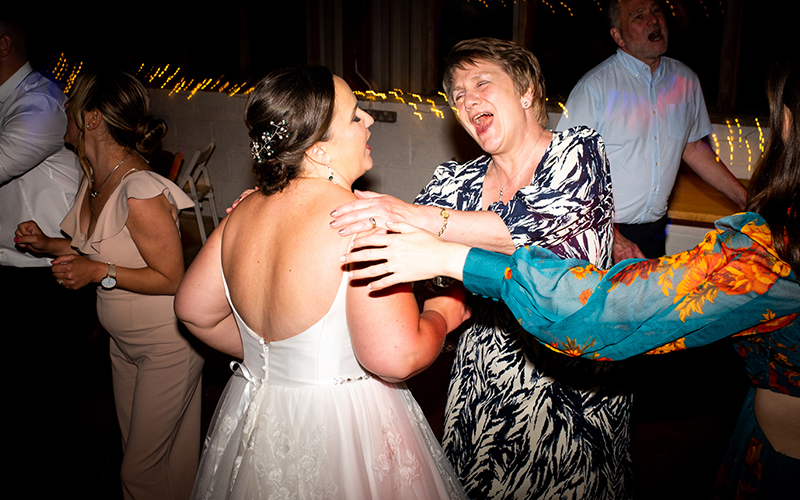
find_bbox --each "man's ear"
[0,34,13,59]
[610,27,625,49]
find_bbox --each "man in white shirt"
[556,2,751,467]
[557,0,746,260]
[0,22,81,270]
[1,15,98,493]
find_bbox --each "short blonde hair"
[442,37,548,127]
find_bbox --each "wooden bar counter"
[667,167,749,224]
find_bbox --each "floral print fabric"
[463,212,800,499]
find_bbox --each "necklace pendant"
[498,185,504,202]
[90,191,99,198]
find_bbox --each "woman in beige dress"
[16,71,203,500]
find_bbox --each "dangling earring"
[327,161,340,184]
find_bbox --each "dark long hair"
[245,66,336,195]
[746,56,800,274]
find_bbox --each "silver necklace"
[494,128,547,202]
[91,151,133,198]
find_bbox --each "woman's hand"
[342,221,470,289]
[330,190,421,236]
[15,220,51,254]
[226,187,258,214]
[51,254,105,290]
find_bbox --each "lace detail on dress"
[237,396,338,499]
[400,388,465,498]
[374,408,422,487]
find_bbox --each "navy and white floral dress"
[415,126,632,499]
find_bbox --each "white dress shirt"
[0,62,81,267]
[556,49,712,224]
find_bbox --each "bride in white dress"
[175,66,469,499]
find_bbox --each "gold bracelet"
[437,208,450,237]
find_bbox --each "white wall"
[151,88,767,255]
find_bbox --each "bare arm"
[330,190,515,254]
[682,139,747,210]
[48,194,187,293]
[347,256,470,383]
[174,217,243,358]
[15,220,77,257]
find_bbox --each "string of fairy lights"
[462,0,724,18]
[48,0,759,170]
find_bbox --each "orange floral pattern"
[477,214,799,380]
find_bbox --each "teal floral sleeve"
[463,212,799,362]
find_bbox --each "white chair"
[175,142,219,243]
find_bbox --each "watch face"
[101,276,117,289]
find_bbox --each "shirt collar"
[615,49,664,81]
[0,62,34,104]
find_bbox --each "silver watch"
[101,263,117,289]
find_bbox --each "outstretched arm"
[344,216,799,362]
[463,218,798,361]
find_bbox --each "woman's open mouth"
[473,112,493,134]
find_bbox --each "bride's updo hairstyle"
[67,70,166,182]
[245,66,336,195]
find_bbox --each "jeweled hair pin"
[251,120,290,163]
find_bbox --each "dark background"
[15,0,789,117]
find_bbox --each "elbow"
[358,349,436,383]
[164,269,186,296]
[173,285,192,323]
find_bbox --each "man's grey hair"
[607,0,623,29]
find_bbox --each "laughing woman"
[343,54,800,500]
[331,38,629,499]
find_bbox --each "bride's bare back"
[221,179,356,343]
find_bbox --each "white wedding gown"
[191,270,467,499]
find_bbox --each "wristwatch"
[101,263,117,290]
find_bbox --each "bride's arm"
[346,273,469,384]
[175,217,243,359]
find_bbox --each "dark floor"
[62,213,749,499]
